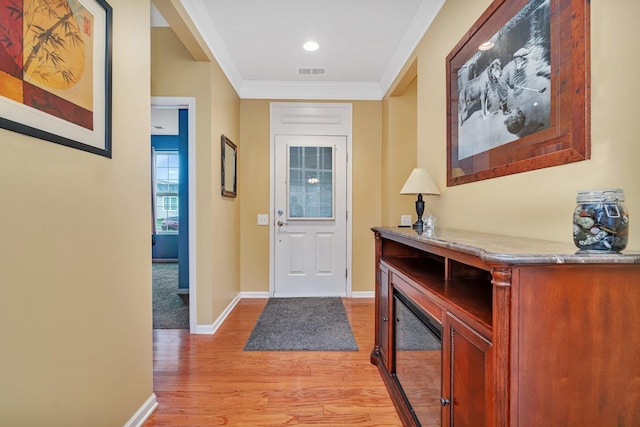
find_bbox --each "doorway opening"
[151,108,188,328]
[270,102,353,297]
[151,97,196,331]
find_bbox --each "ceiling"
[151,0,445,100]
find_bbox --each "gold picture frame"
[221,134,237,198]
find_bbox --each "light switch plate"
[400,215,412,226]
[257,214,269,225]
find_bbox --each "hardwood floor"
[144,298,402,426]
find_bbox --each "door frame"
[151,96,197,332]
[269,102,353,297]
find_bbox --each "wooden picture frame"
[221,134,237,198]
[446,0,590,186]
[0,0,113,157]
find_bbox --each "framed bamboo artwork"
[0,0,113,157]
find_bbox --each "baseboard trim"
[193,293,243,334]
[124,393,158,427]
[239,291,270,298]
[192,291,370,333]
[351,291,375,298]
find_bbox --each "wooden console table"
[371,226,640,426]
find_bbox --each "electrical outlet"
[400,215,412,226]
[257,214,269,225]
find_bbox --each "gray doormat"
[244,297,358,351]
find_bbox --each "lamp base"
[413,194,425,230]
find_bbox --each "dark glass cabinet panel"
[394,292,442,427]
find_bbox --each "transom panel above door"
[270,102,353,298]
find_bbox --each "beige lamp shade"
[400,168,440,195]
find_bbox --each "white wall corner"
[123,393,158,427]
[194,293,244,334]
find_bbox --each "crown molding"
[177,0,443,100]
[378,0,446,97]
[238,80,383,100]
[180,0,243,88]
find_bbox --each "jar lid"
[576,188,625,203]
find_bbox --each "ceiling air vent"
[297,67,326,76]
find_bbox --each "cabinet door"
[377,263,391,371]
[442,313,492,427]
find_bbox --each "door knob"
[277,220,287,227]
[440,398,450,407]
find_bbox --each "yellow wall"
[151,27,241,324]
[184,0,640,301]
[238,101,271,293]
[210,48,242,316]
[3,5,632,422]
[352,101,383,291]
[382,78,419,226]
[238,100,382,293]
[0,1,153,425]
[389,0,640,250]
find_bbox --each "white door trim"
[269,102,353,297]
[151,96,197,333]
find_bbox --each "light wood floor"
[144,298,402,426]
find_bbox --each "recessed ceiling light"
[303,41,319,52]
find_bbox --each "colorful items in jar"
[573,189,629,252]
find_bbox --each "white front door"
[273,134,347,297]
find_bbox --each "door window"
[287,146,334,219]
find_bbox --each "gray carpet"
[244,297,358,351]
[152,263,189,329]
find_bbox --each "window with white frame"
[288,146,334,219]
[154,151,179,233]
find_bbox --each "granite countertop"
[372,226,640,265]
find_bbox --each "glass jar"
[573,189,629,252]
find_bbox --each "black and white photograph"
[456,0,550,160]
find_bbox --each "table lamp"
[400,168,440,230]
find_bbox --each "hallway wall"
[0,1,154,425]
[239,100,382,294]
[151,26,241,325]
[382,78,419,226]
[387,0,640,250]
